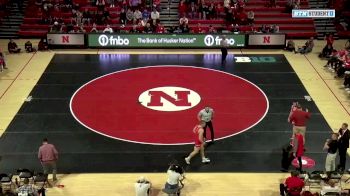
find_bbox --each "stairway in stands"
[159,0,179,27]
[0,0,27,39]
[309,0,338,39]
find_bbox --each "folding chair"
[34,172,49,188]
[307,170,324,189]
[16,169,34,186]
[0,173,13,191]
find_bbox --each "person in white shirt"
[135,176,151,196]
[133,9,142,24]
[179,15,188,27]
[103,24,113,33]
[150,8,159,26]
[197,106,215,143]
[163,164,184,194]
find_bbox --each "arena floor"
[0,39,350,195]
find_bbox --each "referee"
[221,35,228,66]
[197,106,215,143]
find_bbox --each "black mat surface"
[0,54,332,173]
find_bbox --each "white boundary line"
[69,65,270,145]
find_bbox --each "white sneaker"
[345,88,350,91]
[185,157,190,165]
[202,157,210,163]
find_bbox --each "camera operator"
[163,163,185,195]
[135,176,151,196]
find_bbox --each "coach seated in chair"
[295,37,314,55]
[280,170,305,196]
[135,176,151,196]
[16,178,38,196]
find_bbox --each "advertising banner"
[88,34,246,48]
[47,34,85,45]
[248,34,286,46]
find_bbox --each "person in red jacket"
[289,104,310,142]
[280,170,305,196]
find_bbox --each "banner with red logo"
[47,34,85,46]
[248,34,286,46]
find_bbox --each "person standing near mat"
[197,106,215,143]
[221,35,228,65]
[288,103,310,142]
[38,138,58,181]
[337,123,349,172]
[185,121,210,164]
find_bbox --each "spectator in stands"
[102,8,111,24]
[126,8,134,24]
[120,8,127,24]
[129,0,140,10]
[192,23,205,33]
[208,25,217,33]
[189,2,197,19]
[179,14,188,28]
[260,24,268,33]
[280,171,304,196]
[225,8,234,25]
[284,40,296,52]
[74,10,83,26]
[198,0,205,19]
[50,21,62,33]
[130,25,140,33]
[76,24,86,33]
[271,24,279,33]
[237,10,248,25]
[134,8,142,24]
[178,0,187,18]
[25,41,35,53]
[207,3,216,19]
[90,23,99,32]
[202,3,209,20]
[0,51,7,72]
[16,178,38,196]
[156,24,166,33]
[135,176,151,196]
[247,11,254,25]
[103,24,114,33]
[96,0,106,11]
[66,22,75,33]
[293,1,300,9]
[153,0,160,11]
[142,8,150,23]
[82,8,92,25]
[268,0,276,7]
[180,24,190,33]
[144,22,154,33]
[323,133,339,172]
[38,138,58,181]
[8,39,21,53]
[231,24,240,33]
[295,37,314,54]
[150,8,159,26]
[38,38,49,51]
[285,0,293,13]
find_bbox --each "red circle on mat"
[70,66,269,145]
[292,156,316,168]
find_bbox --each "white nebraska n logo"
[138,86,201,112]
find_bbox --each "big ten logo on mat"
[234,56,276,63]
[138,86,201,112]
[70,66,269,144]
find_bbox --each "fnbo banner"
[88,34,246,48]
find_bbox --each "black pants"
[203,121,214,142]
[297,156,302,172]
[279,184,287,196]
[221,48,227,65]
[338,147,347,170]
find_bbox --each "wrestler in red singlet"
[193,125,203,148]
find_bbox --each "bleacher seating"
[18,0,317,38]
